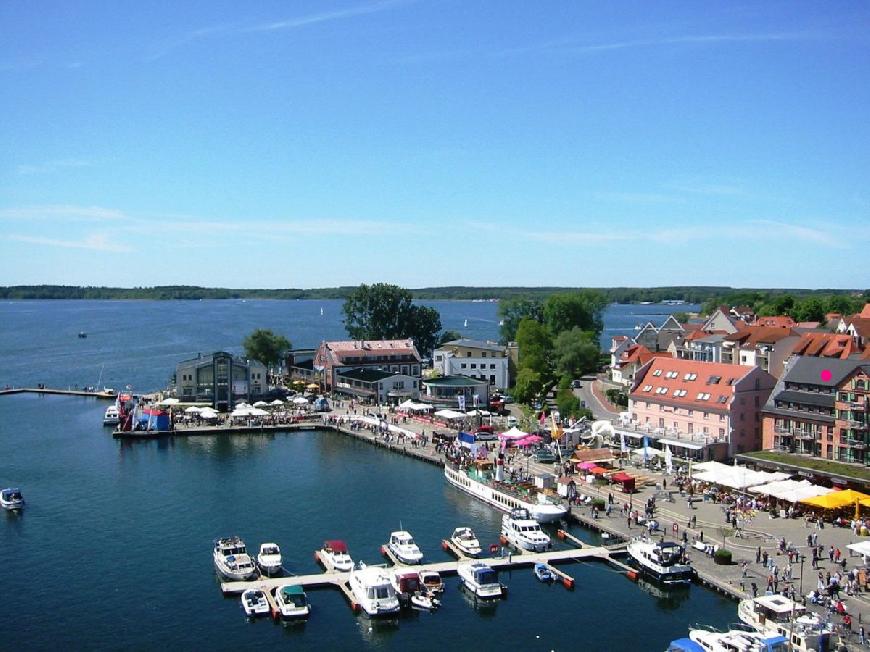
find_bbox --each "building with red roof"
[720,326,801,378]
[314,339,422,390]
[611,343,671,387]
[623,358,776,461]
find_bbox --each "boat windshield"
[287,594,307,608]
[475,569,498,585]
[375,586,392,599]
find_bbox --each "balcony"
[611,420,722,447]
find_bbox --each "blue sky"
[1,1,868,289]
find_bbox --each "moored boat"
[257,542,282,576]
[103,405,120,426]
[737,595,832,652]
[500,508,551,552]
[450,527,482,557]
[391,570,440,610]
[317,540,354,572]
[241,589,270,617]
[418,569,444,594]
[274,584,310,620]
[457,561,504,599]
[689,627,788,652]
[444,463,567,523]
[349,564,400,617]
[533,563,553,583]
[0,488,24,511]
[213,536,258,581]
[626,538,694,586]
[386,530,423,565]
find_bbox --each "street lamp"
[799,553,806,596]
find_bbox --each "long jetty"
[0,387,117,399]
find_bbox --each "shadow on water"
[635,575,693,611]
[355,615,400,646]
[457,583,500,618]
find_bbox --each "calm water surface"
[2,299,725,651]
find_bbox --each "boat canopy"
[667,639,704,652]
[473,566,498,585]
[281,585,305,596]
[324,540,348,553]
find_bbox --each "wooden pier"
[220,545,615,598]
[440,538,471,560]
[0,387,117,400]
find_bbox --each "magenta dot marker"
[820,369,832,382]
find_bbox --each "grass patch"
[741,451,870,483]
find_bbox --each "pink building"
[314,339,422,390]
[622,358,776,461]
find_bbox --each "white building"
[432,339,509,390]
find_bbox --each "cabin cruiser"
[213,536,258,581]
[450,527,482,557]
[444,462,567,523]
[689,628,788,652]
[626,538,694,585]
[391,571,440,610]
[349,564,400,617]
[419,569,444,594]
[501,508,551,552]
[274,585,310,620]
[103,405,120,426]
[241,589,270,617]
[318,540,354,572]
[458,561,504,599]
[737,595,832,652]
[257,543,282,576]
[0,488,24,511]
[387,530,423,564]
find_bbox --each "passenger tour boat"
[737,595,832,652]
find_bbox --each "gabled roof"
[791,332,860,359]
[755,316,796,328]
[319,339,421,364]
[631,358,760,412]
[438,339,503,353]
[861,303,870,319]
[848,318,870,338]
[336,367,406,382]
[780,356,867,386]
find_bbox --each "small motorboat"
[0,488,24,511]
[257,543,282,576]
[533,563,554,583]
[348,564,400,617]
[501,508,551,552]
[386,530,423,565]
[78,331,87,339]
[274,585,310,620]
[410,592,439,611]
[241,589,270,617]
[317,540,354,572]
[418,570,444,594]
[458,561,504,599]
[103,405,120,427]
[450,527,482,557]
[213,536,258,581]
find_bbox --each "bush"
[714,548,733,565]
[591,498,606,511]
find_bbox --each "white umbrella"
[160,397,180,406]
[230,408,253,418]
[184,406,201,414]
[249,408,269,417]
[270,399,284,405]
[499,426,529,439]
[292,396,309,405]
[199,409,218,420]
[253,401,268,407]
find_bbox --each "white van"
[505,416,518,427]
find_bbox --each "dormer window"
[652,369,662,377]
[642,385,653,392]
[684,373,697,381]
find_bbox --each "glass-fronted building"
[175,352,268,411]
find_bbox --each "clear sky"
[1,1,868,289]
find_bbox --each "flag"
[642,436,650,464]
[539,411,546,426]
[473,393,479,408]
[550,412,563,440]
[664,444,673,475]
[620,432,628,454]
[457,395,466,411]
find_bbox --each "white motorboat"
[241,589,270,617]
[458,561,504,599]
[626,538,694,585]
[0,488,24,511]
[257,542,282,576]
[444,463,567,523]
[103,405,120,426]
[450,527,482,557]
[317,539,354,572]
[689,628,788,652]
[419,569,444,594]
[213,536,258,581]
[391,570,440,610]
[386,530,423,565]
[737,595,832,652]
[274,584,310,620]
[348,564,400,617]
[500,508,551,552]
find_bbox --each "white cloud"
[8,233,131,253]
[560,32,817,55]
[249,0,411,32]
[0,204,126,221]
[16,159,92,175]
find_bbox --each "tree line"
[699,291,869,322]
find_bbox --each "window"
[490,374,496,384]
[684,373,697,381]
[688,423,693,433]
[666,371,679,379]
[482,352,487,358]
[470,363,477,369]
[466,352,471,357]
[673,389,687,397]
[696,392,710,401]
[688,409,693,416]
[490,364,496,369]
[460,363,467,369]
[707,375,721,385]
[719,428,725,436]
[642,385,653,392]
[718,395,728,404]
[652,369,662,377]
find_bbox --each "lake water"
[1,299,731,651]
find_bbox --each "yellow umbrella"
[800,489,870,510]
[306,383,319,390]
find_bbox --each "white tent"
[199,408,218,420]
[434,409,466,420]
[292,396,309,405]
[271,399,284,405]
[253,401,269,407]
[249,408,269,417]
[847,541,870,557]
[231,407,254,418]
[160,397,180,406]
[184,406,201,414]
[748,479,834,503]
[398,399,416,409]
[694,465,790,490]
[499,426,529,439]
[631,447,663,459]
[466,409,491,416]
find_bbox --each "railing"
[610,421,720,446]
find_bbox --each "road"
[574,374,619,421]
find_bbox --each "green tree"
[672,311,690,324]
[792,297,826,323]
[498,298,543,344]
[553,328,600,378]
[437,329,463,346]
[556,387,582,420]
[542,291,606,336]
[243,329,291,367]
[513,368,542,405]
[825,295,859,316]
[516,318,552,378]
[342,283,442,356]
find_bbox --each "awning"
[658,438,703,451]
[847,541,870,557]
[610,472,634,483]
[434,409,466,420]
[499,427,529,439]
[801,489,870,509]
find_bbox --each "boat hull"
[214,559,258,581]
[444,466,566,523]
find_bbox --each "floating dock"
[220,545,614,599]
[0,387,117,399]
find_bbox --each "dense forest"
[0,284,866,305]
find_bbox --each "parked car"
[533,450,556,463]
[571,380,582,389]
